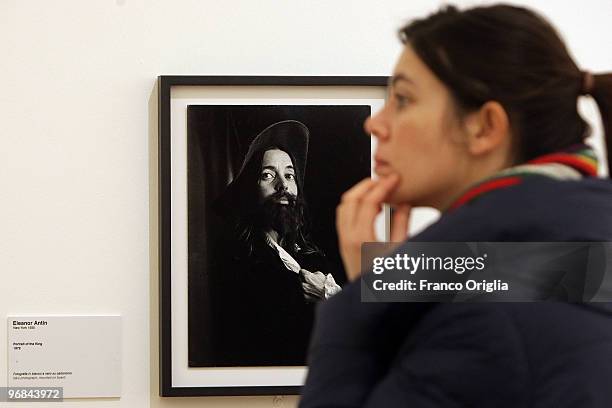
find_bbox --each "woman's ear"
[464,101,510,155]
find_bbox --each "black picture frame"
[158,75,388,397]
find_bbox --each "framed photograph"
[159,76,388,396]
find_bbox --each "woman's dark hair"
[399,4,612,174]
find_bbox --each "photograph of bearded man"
[185,105,371,367]
[211,120,338,365]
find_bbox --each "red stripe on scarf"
[528,154,598,176]
[448,176,522,211]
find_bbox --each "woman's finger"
[340,178,377,203]
[338,178,386,244]
[336,178,377,234]
[360,174,400,207]
[336,174,402,281]
[354,173,400,225]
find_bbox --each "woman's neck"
[436,153,515,211]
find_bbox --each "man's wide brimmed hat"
[214,120,310,215]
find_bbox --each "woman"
[300,4,612,407]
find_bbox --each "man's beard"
[256,191,304,250]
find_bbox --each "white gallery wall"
[1,0,610,407]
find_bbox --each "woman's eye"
[394,93,411,109]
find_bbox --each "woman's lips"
[374,158,391,174]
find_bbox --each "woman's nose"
[365,109,389,141]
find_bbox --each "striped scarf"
[447,144,599,212]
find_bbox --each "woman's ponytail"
[591,73,612,176]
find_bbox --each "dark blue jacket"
[300,177,612,407]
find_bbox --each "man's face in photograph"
[258,148,298,202]
[256,148,301,236]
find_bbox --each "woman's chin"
[386,190,411,206]
[386,188,430,208]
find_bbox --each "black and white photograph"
[159,76,388,395]
[186,105,371,367]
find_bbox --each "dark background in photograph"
[187,105,371,367]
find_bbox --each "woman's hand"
[336,174,412,282]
